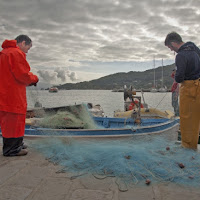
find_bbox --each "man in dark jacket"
[165,32,200,149]
[0,35,38,156]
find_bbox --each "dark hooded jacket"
[0,40,38,114]
[175,42,200,83]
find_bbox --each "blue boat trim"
[0,116,179,138]
[22,117,179,138]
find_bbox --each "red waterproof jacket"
[0,40,38,114]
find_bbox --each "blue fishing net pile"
[32,135,200,188]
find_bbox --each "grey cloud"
[37,70,57,83]
[37,67,78,83]
[1,0,200,82]
[164,8,200,28]
[67,71,77,81]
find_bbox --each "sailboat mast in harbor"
[154,58,156,88]
[161,59,163,88]
[151,56,157,92]
[159,59,167,92]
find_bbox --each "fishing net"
[31,134,200,191]
[34,104,98,129]
[27,90,200,189]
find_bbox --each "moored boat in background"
[49,87,58,93]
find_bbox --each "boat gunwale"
[21,123,179,139]
[27,118,178,132]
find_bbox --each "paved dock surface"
[0,139,200,200]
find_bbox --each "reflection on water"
[27,89,173,117]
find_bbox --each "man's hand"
[29,78,39,86]
[28,82,37,86]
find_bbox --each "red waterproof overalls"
[0,40,38,138]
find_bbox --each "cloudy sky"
[0,0,200,84]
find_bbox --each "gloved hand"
[29,82,37,86]
[29,77,39,86]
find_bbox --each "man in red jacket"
[0,35,38,156]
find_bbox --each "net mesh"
[34,104,98,129]
[31,135,200,189]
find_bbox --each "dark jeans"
[3,137,24,156]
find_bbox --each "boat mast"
[153,56,156,88]
[161,59,163,88]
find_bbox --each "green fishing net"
[35,104,97,129]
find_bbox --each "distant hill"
[57,63,176,90]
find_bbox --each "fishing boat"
[150,88,158,93]
[23,116,179,139]
[119,85,174,119]
[5,90,177,139]
[158,87,168,93]
[20,102,179,139]
[49,87,58,93]
[0,101,179,139]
